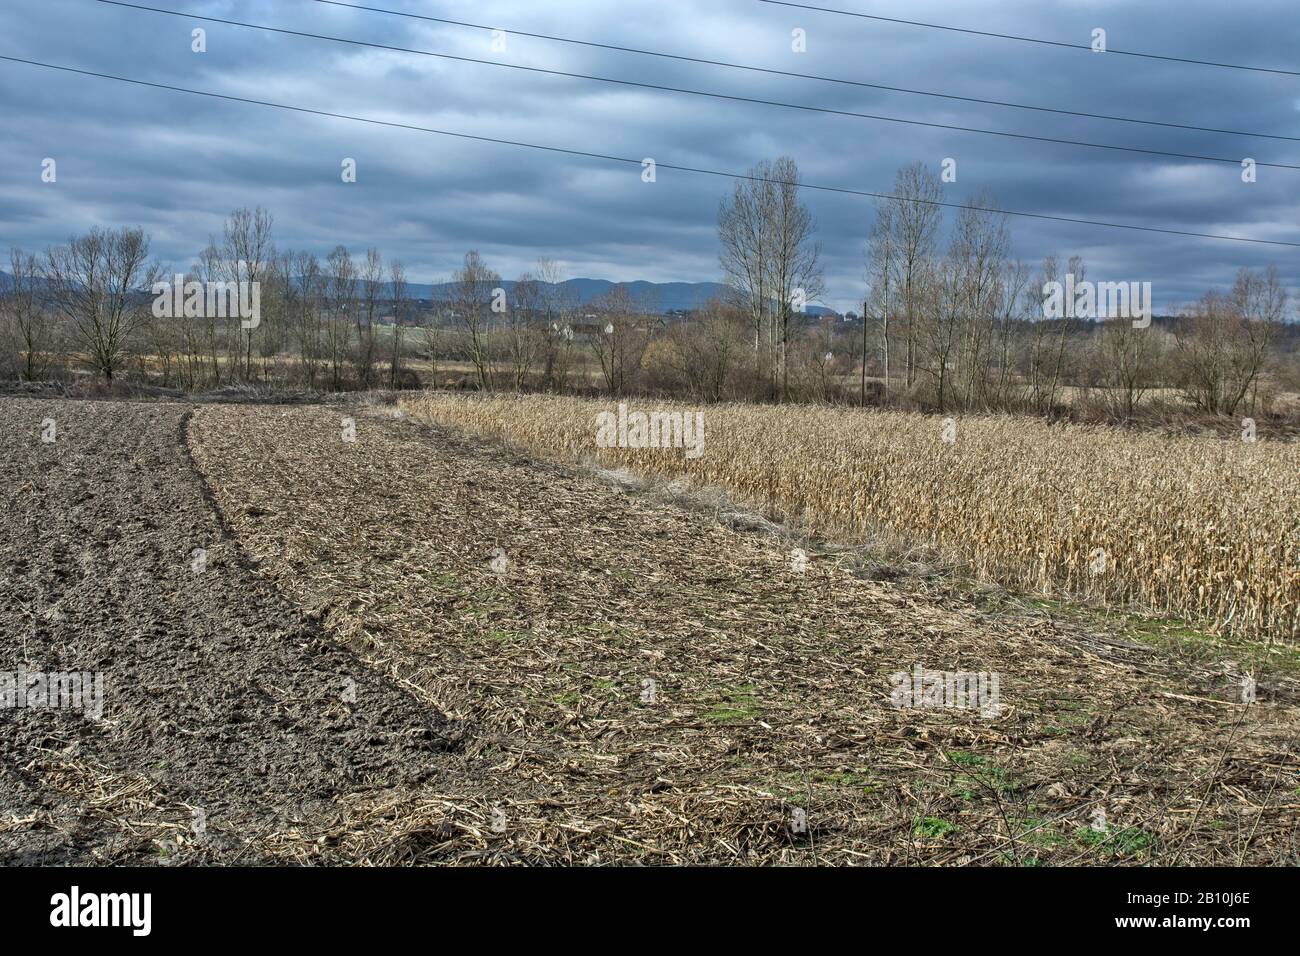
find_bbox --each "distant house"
[567,321,605,342]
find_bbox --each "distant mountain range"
[0,273,832,317]
[0,272,838,316]
[404,278,728,312]
[410,278,837,315]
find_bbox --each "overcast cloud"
[0,0,1297,312]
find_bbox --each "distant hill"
[0,272,837,316]
[410,278,837,316]
[400,278,727,313]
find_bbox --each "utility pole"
[881,238,892,404]
[860,295,868,405]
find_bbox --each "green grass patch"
[425,570,460,590]
[1015,816,1066,848]
[914,816,959,839]
[702,685,762,723]
[945,751,1016,800]
[485,628,530,644]
[1074,824,1154,859]
[988,592,1300,682]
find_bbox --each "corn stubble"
[405,394,1299,643]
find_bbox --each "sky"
[0,0,1297,314]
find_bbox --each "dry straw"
[404,394,1299,643]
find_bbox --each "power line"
[759,0,1300,78]
[95,2,1300,173]
[2,53,1295,248]
[304,0,1299,144]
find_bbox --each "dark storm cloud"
[0,0,1296,311]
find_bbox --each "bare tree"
[3,248,54,380]
[663,298,747,401]
[1176,267,1286,416]
[191,241,225,384]
[719,157,823,400]
[451,250,500,390]
[1099,316,1166,420]
[949,195,1010,410]
[719,163,777,356]
[915,254,967,411]
[535,258,576,391]
[590,284,653,395]
[324,245,356,390]
[43,226,159,382]
[767,157,825,401]
[879,163,943,392]
[990,260,1030,409]
[284,251,323,387]
[354,248,383,388]
[506,273,543,391]
[1028,254,1084,414]
[864,220,893,402]
[221,207,274,379]
[167,263,210,390]
[1228,265,1287,413]
[388,260,408,389]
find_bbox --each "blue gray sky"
[0,0,1297,313]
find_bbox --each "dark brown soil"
[0,398,459,864]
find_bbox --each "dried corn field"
[180,399,1299,865]
[402,394,1300,644]
[6,394,1299,866]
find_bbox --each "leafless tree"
[354,248,383,388]
[1176,267,1287,416]
[42,226,159,381]
[664,298,748,401]
[1229,265,1287,413]
[989,260,1031,409]
[324,245,356,390]
[3,248,54,380]
[590,284,653,395]
[719,157,823,400]
[876,163,943,392]
[451,250,500,390]
[1027,254,1084,413]
[534,258,576,391]
[220,207,274,379]
[767,157,825,400]
[864,220,894,402]
[191,242,225,384]
[506,272,543,390]
[1099,317,1167,420]
[284,251,323,387]
[388,260,408,389]
[949,195,1010,410]
[912,257,954,411]
[719,163,777,356]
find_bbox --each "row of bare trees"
[718,156,825,401]
[1,180,1294,416]
[437,250,662,395]
[0,208,427,391]
[855,161,1292,417]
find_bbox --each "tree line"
[2,162,1297,422]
